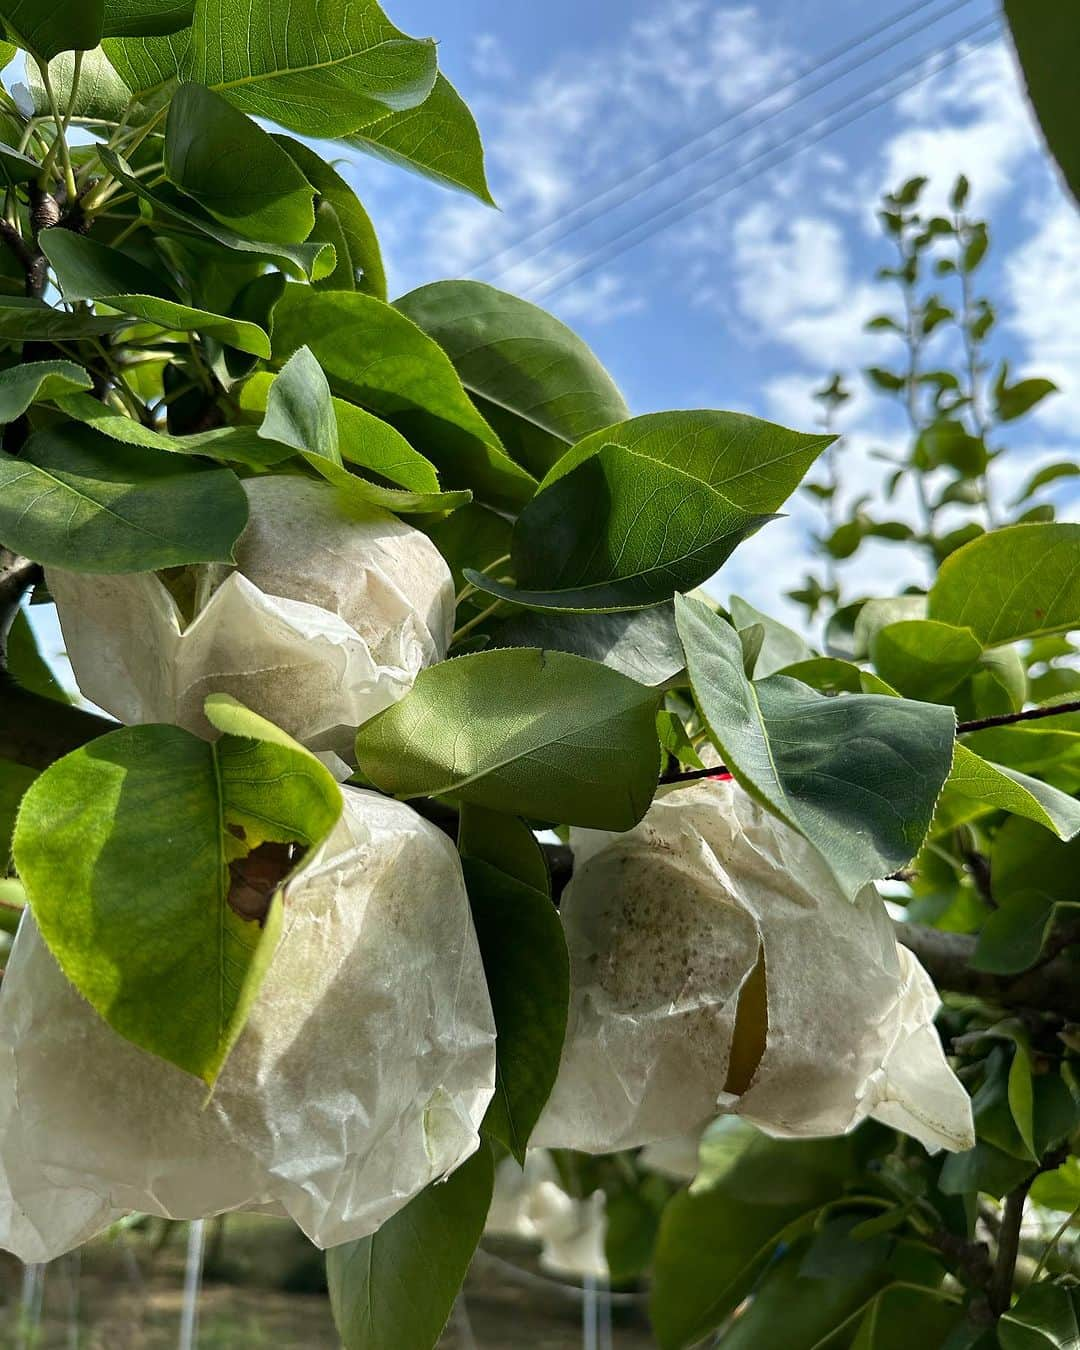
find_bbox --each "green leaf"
[100,29,187,98]
[0,360,91,423]
[942,744,1080,844]
[676,594,956,897]
[870,619,983,702]
[994,816,1080,910]
[346,73,492,204]
[271,288,535,511]
[461,855,568,1161]
[0,295,127,340]
[55,390,295,470]
[457,803,550,897]
[1004,0,1080,203]
[488,604,685,687]
[273,134,386,299]
[928,524,1080,645]
[730,594,814,677]
[12,709,342,1083]
[656,707,704,768]
[98,148,336,282]
[40,230,272,355]
[651,1132,857,1350]
[258,348,469,515]
[395,280,628,477]
[260,345,338,460]
[1013,461,1080,505]
[185,0,436,139]
[102,0,192,37]
[0,0,103,59]
[164,83,314,245]
[972,891,1059,976]
[6,608,68,702]
[355,648,660,829]
[238,372,439,491]
[1031,1155,1080,1212]
[999,1281,1080,1349]
[327,1144,493,1350]
[1,758,37,865]
[28,46,133,121]
[0,140,42,185]
[0,421,248,572]
[776,657,897,698]
[853,1286,964,1350]
[470,410,829,612]
[995,375,1058,423]
[939,1138,1036,1200]
[469,438,771,611]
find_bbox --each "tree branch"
[896,923,1080,1021]
[958,700,1080,735]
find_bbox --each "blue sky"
[347,0,1080,618]
[24,0,1080,677]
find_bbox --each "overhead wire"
[476,0,989,288]
[519,17,1001,303]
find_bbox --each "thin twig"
[957,700,1080,734]
[989,1181,1032,1316]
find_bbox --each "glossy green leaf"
[1004,1,1080,202]
[0,139,41,185]
[870,619,984,702]
[395,280,628,477]
[776,656,896,698]
[40,229,271,355]
[12,707,342,1083]
[489,604,685,687]
[355,648,660,830]
[98,148,336,282]
[470,411,829,612]
[676,594,956,897]
[260,345,338,460]
[165,83,314,245]
[730,594,814,677]
[6,609,68,702]
[55,391,295,470]
[942,744,1080,843]
[0,360,92,423]
[999,1281,1080,1349]
[928,524,1080,645]
[101,29,188,100]
[0,0,103,58]
[273,134,386,299]
[346,73,492,203]
[0,295,127,340]
[651,1131,857,1350]
[271,288,535,511]
[102,0,192,36]
[258,348,468,514]
[461,856,568,1161]
[327,1144,493,1350]
[239,372,439,492]
[0,422,248,572]
[185,0,437,138]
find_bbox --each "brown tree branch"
[896,923,1080,1021]
[958,699,1080,735]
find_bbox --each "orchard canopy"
[0,1,1078,1348]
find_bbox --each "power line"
[522,18,1000,304]
[476,0,986,287]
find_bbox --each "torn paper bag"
[0,787,496,1263]
[532,778,973,1156]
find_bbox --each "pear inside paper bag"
[533,779,973,1156]
[48,476,456,756]
[0,788,495,1263]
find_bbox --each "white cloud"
[879,42,1039,215]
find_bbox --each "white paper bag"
[49,476,456,756]
[0,788,496,1263]
[533,779,973,1156]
